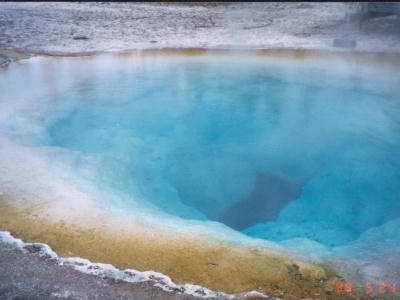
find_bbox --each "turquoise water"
[1,54,400,252]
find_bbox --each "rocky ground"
[0,243,184,300]
[1,236,268,300]
[0,2,399,57]
[0,239,203,300]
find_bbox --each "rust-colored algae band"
[113,48,400,69]
[257,48,400,68]
[5,47,399,70]
[0,195,365,299]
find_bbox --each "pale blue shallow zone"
[33,56,400,249]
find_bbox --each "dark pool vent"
[219,172,302,230]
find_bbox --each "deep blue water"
[2,55,400,251]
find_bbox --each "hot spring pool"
[1,51,400,296]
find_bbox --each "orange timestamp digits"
[332,281,352,294]
[332,281,396,295]
[366,282,396,295]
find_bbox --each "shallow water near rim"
[1,51,400,265]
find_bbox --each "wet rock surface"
[332,38,357,49]
[0,241,204,300]
[0,56,9,67]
